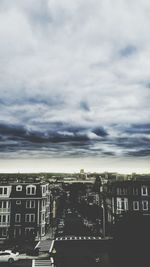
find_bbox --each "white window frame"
[16,200,21,205]
[16,185,22,191]
[133,201,139,210]
[2,228,7,237]
[26,200,35,209]
[4,188,7,195]
[25,214,35,223]
[0,187,8,195]
[141,186,148,196]
[15,213,21,223]
[41,226,45,235]
[0,201,9,209]
[142,200,148,211]
[117,198,128,211]
[26,185,36,195]
[0,215,9,225]
[42,213,45,222]
[2,215,6,223]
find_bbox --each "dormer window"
[26,185,36,195]
[16,185,22,192]
[0,187,8,195]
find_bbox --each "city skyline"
[0,0,150,173]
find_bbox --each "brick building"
[0,179,51,242]
[104,180,150,232]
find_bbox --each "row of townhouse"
[104,180,150,229]
[0,179,51,241]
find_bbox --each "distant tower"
[79,169,86,180]
[80,169,84,174]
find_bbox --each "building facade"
[104,180,150,230]
[0,184,11,240]
[0,179,51,242]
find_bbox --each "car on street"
[0,250,19,264]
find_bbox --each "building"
[0,183,11,240]
[0,179,51,242]
[104,180,150,232]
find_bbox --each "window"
[117,188,127,195]
[133,188,138,195]
[26,200,35,208]
[0,201,9,209]
[0,215,9,224]
[25,214,35,222]
[0,187,8,195]
[15,214,21,223]
[141,186,148,196]
[16,200,21,205]
[2,229,7,237]
[117,198,128,211]
[26,185,36,195]
[133,201,139,210]
[3,201,6,209]
[42,200,46,207]
[42,213,45,221]
[142,201,148,210]
[2,215,6,223]
[117,188,121,195]
[42,186,46,194]
[0,201,6,208]
[42,226,45,235]
[16,185,22,191]
[4,188,7,194]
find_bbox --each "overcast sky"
[0,0,150,173]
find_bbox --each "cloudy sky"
[0,0,150,173]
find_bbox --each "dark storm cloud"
[125,123,150,134]
[1,120,150,158]
[92,127,108,137]
[127,149,150,157]
[114,137,150,151]
[0,123,27,138]
[0,121,110,157]
[104,123,150,157]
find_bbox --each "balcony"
[0,208,10,213]
[0,222,10,227]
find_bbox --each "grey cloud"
[125,123,150,135]
[127,149,150,157]
[92,127,108,137]
[1,119,150,159]
[80,101,90,111]
[0,0,150,161]
[119,45,137,57]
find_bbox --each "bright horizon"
[0,157,149,175]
